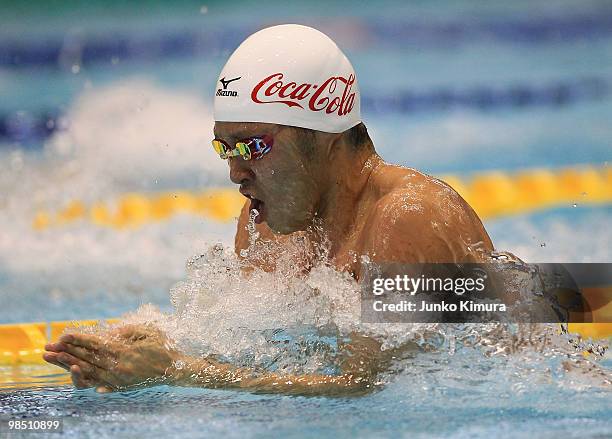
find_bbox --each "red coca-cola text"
[251,73,356,116]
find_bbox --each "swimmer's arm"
[173,333,385,396]
[44,325,389,396]
[173,358,371,396]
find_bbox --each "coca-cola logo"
[251,73,356,116]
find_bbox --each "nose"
[228,157,255,186]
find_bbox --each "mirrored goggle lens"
[212,136,271,160]
[245,136,272,159]
[259,139,272,155]
[212,140,228,158]
[235,142,252,160]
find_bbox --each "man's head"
[212,24,369,234]
[213,121,374,234]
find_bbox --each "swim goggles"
[211,135,273,160]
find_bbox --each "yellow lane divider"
[33,188,245,230]
[569,323,612,340]
[32,164,612,230]
[0,319,117,365]
[0,319,609,366]
[443,164,612,219]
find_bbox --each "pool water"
[2,349,611,439]
[1,0,611,437]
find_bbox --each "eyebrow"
[215,123,277,141]
[216,131,265,142]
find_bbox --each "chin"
[267,213,312,235]
[267,220,299,235]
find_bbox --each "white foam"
[46,78,227,187]
[0,80,235,293]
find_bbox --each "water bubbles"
[199,5,208,14]
[71,64,80,74]
[572,203,577,208]
[211,242,224,256]
[243,208,261,255]
[248,208,259,226]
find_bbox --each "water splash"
[88,229,612,389]
[240,208,260,258]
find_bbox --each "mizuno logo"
[219,76,241,89]
[217,76,241,97]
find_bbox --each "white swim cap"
[213,24,361,133]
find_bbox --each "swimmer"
[44,24,494,395]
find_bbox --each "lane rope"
[31,164,612,230]
[33,188,245,230]
[3,13,612,70]
[3,77,609,143]
[1,319,117,365]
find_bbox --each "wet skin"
[227,122,493,277]
[44,122,494,395]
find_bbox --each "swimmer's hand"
[43,324,181,392]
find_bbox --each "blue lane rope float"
[3,13,612,69]
[1,77,609,144]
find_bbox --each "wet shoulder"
[360,164,493,263]
[369,164,464,220]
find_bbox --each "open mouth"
[245,194,265,224]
